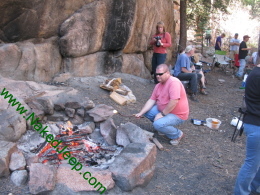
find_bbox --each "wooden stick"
[149,137,164,150]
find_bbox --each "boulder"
[63,52,106,77]
[116,122,153,146]
[0,0,94,42]
[100,118,117,145]
[9,151,26,171]
[59,1,108,57]
[109,143,157,191]
[27,96,54,115]
[56,164,114,193]
[121,54,151,79]
[101,0,136,51]
[0,44,21,77]
[87,104,115,122]
[15,37,62,82]
[0,141,17,177]
[0,37,62,82]
[29,163,57,194]
[0,110,26,142]
[10,170,28,186]
[77,122,95,134]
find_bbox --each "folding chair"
[212,50,231,73]
[231,107,246,142]
[231,95,246,142]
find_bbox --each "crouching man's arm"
[134,99,156,118]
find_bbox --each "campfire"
[35,121,123,168]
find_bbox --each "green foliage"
[240,0,260,19]
[187,0,230,32]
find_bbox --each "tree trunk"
[179,0,187,53]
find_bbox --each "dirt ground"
[0,63,248,195]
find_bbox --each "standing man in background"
[205,28,212,47]
[229,33,240,60]
[236,35,251,79]
[215,33,226,51]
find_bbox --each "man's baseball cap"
[243,35,250,39]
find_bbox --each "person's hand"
[158,40,163,46]
[154,112,163,121]
[134,113,143,118]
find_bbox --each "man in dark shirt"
[236,35,251,79]
[214,33,225,50]
[234,55,260,194]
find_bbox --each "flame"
[82,139,100,152]
[42,159,48,164]
[60,121,74,135]
[57,153,64,160]
[66,121,73,136]
[37,143,52,157]
[70,141,80,146]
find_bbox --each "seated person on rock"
[135,64,188,145]
[173,45,207,102]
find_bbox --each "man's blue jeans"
[234,123,260,195]
[236,59,246,78]
[144,105,184,139]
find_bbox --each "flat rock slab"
[87,104,115,122]
[56,164,114,193]
[29,163,57,194]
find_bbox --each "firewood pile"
[100,78,136,105]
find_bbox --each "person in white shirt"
[229,33,240,60]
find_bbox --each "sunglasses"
[155,71,167,76]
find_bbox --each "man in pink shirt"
[135,64,189,145]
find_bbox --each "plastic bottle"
[191,119,206,126]
[239,73,248,89]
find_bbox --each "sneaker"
[158,132,164,136]
[190,94,199,102]
[200,90,208,95]
[170,132,184,145]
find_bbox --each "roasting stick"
[113,110,144,118]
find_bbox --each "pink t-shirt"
[150,76,189,120]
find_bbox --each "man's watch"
[161,111,166,116]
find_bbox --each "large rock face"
[0,37,62,82]
[0,0,179,82]
[0,0,94,42]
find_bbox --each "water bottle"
[239,74,248,89]
[191,119,206,126]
